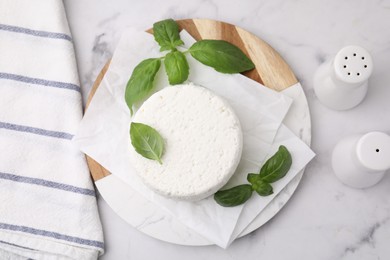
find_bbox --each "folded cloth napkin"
[0,0,104,259]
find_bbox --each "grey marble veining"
[63,0,390,259]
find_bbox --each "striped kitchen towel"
[0,0,104,259]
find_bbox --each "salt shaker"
[332,132,390,188]
[314,45,373,110]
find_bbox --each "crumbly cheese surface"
[129,84,243,201]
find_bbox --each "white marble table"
[63,0,390,259]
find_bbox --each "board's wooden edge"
[86,61,111,109]
[85,62,112,182]
[86,156,111,181]
[86,19,299,182]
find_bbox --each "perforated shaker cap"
[356,132,390,172]
[333,45,373,84]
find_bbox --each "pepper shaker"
[332,132,390,188]
[314,45,373,110]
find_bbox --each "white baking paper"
[73,28,314,248]
[227,123,315,245]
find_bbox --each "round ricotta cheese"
[129,84,243,201]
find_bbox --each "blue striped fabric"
[0,24,72,42]
[0,121,74,140]
[0,172,95,196]
[0,72,81,93]
[0,1,104,257]
[0,223,104,249]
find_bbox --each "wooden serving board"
[86,18,298,182]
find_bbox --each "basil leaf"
[259,145,292,183]
[164,51,189,85]
[252,179,273,196]
[130,122,164,164]
[153,19,184,51]
[125,58,161,115]
[188,40,255,73]
[214,184,253,207]
[247,173,259,185]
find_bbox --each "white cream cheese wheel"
[129,84,243,201]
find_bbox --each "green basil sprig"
[125,58,161,115]
[153,19,184,52]
[130,122,165,164]
[251,179,273,196]
[125,19,255,115]
[189,40,255,73]
[164,51,189,85]
[214,146,292,207]
[214,185,253,207]
[258,145,292,183]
